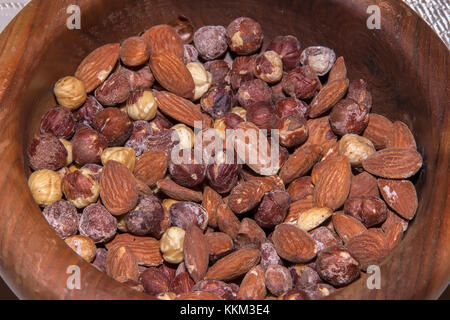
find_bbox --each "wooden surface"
[0,0,448,300]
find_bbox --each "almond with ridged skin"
[327,56,347,82]
[134,150,168,187]
[227,178,277,214]
[362,148,423,179]
[106,244,140,282]
[309,78,349,118]
[272,224,317,263]
[345,228,389,270]
[184,225,209,283]
[304,116,337,154]
[75,43,120,93]
[217,204,240,239]
[284,199,314,224]
[238,265,267,300]
[314,155,352,211]
[382,209,408,233]
[202,186,223,228]
[154,91,202,127]
[279,144,323,184]
[332,212,367,243]
[100,160,138,215]
[349,171,379,198]
[205,248,260,281]
[386,121,417,150]
[157,178,203,202]
[175,291,223,300]
[384,221,404,251]
[362,114,393,149]
[141,25,184,60]
[151,53,195,99]
[378,179,418,220]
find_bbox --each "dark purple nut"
[74,96,104,127]
[150,110,173,135]
[42,200,79,239]
[183,44,199,64]
[267,35,302,71]
[304,283,337,300]
[40,107,76,139]
[260,242,282,269]
[206,149,242,194]
[159,262,177,283]
[81,164,103,182]
[265,264,293,296]
[271,82,287,104]
[193,279,239,300]
[194,25,228,60]
[329,98,370,136]
[125,120,153,156]
[175,262,187,276]
[254,51,283,84]
[168,149,206,188]
[72,127,107,165]
[237,79,272,109]
[287,176,314,201]
[276,97,309,119]
[290,266,323,290]
[255,191,291,229]
[309,226,342,252]
[169,272,195,295]
[246,102,278,131]
[92,248,108,272]
[300,46,336,76]
[235,218,267,250]
[169,201,208,231]
[119,65,155,91]
[28,134,67,171]
[124,195,166,237]
[200,85,234,119]
[277,144,290,170]
[230,55,256,90]
[62,169,99,209]
[146,129,178,155]
[93,107,132,146]
[343,195,388,227]
[204,60,230,86]
[281,66,321,99]
[223,112,245,129]
[141,267,170,296]
[277,115,308,148]
[226,17,263,55]
[347,79,372,110]
[94,72,131,106]
[79,203,117,243]
[315,245,360,287]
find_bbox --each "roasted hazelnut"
[255,190,291,228]
[93,107,132,146]
[101,147,136,172]
[27,169,60,204]
[119,65,155,91]
[169,201,208,231]
[246,102,278,131]
[300,46,336,76]
[304,283,337,300]
[125,120,153,156]
[206,148,242,194]
[205,232,234,263]
[168,149,206,187]
[347,79,372,110]
[226,17,263,55]
[92,248,108,272]
[42,200,78,238]
[230,55,256,90]
[271,82,287,104]
[260,241,282,269]
[281,66,320,99]
[72,127,107,165]
[160,226,186,264]
[126,89,157,121]
[74,95,104,127]
[150,110,173,135]
[170,272,195,295]
[59,138,73,166]
[235,218,267,250]
[287,176,314,201]
[338,134,375,166]
[329,99,370,136]
[290,265,323,290]
[237,79,272,109]
[186,62,212,100]
[315,245,360,287]
[265,265,293,296]
[146,129,179,155]
[277,115,308,148]
[183,44,199,64]
[310,226,342,252]
[141,267,170,296]
[120,36,150,67]
[344,195,388,227]
[194,25,228,60]
[276,97,309,119]
[201,85,234,119]
[65,235,97,262]
[172,124,195,149]
[125,195,167,237]
[62,168,100,208]
[254,51,283,83]
[231,107,247,120]
[267,35,302,71]
[204,60,230,86]
[193,280,239,300]
[40,107,75,139]
[162,199,180,211]
[94,72,131,106]
[79,203,117,243]
[54,76,87,110]
[28,134,67,171]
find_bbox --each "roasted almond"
[305,116,338,154]
[141,24,184,60]
[106,244,140,282]
[386,121,417,150]
[184,225,209,283]
[154,91,203,127]
[202,186,223,228]
[272,223,317,263]
[134,150,168,187]
[217,203,240,239]
[284,199,315,224]
[349,171,379,198]
[362,114,393,149]
[384,221,404,252]
[227,179,273,214]
[345,228,389,270]
[279,144,323,184]
[205,248,260,281]
[382,209,409,233]
[296,207,332,232]
[332,212,367,243]
[327,56,347,82]
[378,178,418,220]
[205,232,234,263]
[235,218,267,250]
[309,78,349,118]
[238,265,267,300]
[157,178,203,202]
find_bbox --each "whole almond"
[202,186,223,228]
[227,179,273,214]
[217,203,240,239]
[378,179,418,220]
[134,150,168,187]
[327,56,347,82]
[296,207,332,232]
[332,212,367,243]
[305,116,338,154]
[184,225,209,283]
[142,24,184,60]
[106,244,140,282]
[345,228,389,270]
[235,218,267,250]
[205,232,234,262]
[309,78,349,118]
[384,221,404,251]
[272,223,317,263]
[284,199,315,224]
[279,144,323,184]
[362,114,393,149]
[386,121,417,150]
[382,209,408,233]
[238,265,267,300]
[157,178,203,202]
[154,91,203,127]
[205,248,260,281]
[349,171,379,198]
[311,157,334,185]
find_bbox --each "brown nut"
[169,201,208,231]
[237,79,272,109]
[186,62,212,100]
[300,46,336,76]
[193,280,239,300]
[141,267,170,297]
[338,134,375,167]
[54,76,87,110]
[119,65,155,91]
[267,35,302,71]
[272,223,317,263]
[194,25,228,60]
[79,203,117,243]
[120,36,150,67]
[281,66,320,99]
[265,265,293,297]
[62,168,100,209]
[204,60,230,86]
[276,97,310,119]
[206,148,242,194]
[101,147,136,172]
[126,89,158,121]
[160,226,186,264]
[201,85,234,119]
[296,207,332,232]
[255,190,291,228]
[124,195,167,237]
[347,79,372,110]
[94,72,131,106]
[235,218,267,250]
[230,55,256,90]
[246,101,278,131]
[287,176,314,201]
[169,14,195,44]
[238,265,267,300]
[344,195,388,227]
[134,150,168,187]
[183,44,199,64]
[329,99,370,136]
[309,226,342,252]
[260,241,282,269]
[65,235,97,262]
[217,203,241,239]
[205,232,234,263]
[170,272,195,295]
[226,17,264,55]
[277,115,308,148]
[42,200,78,238]
[254,51,283,83]
[75,95,104,127]
[290,265,323,290]
[72,127,107,165]
[93,107,133,146]
[28,134,67,171]
[60,139,73,166]
[40,107,76,139]
[168,149,207,188]
[124,121,153,156]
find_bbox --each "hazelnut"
[271,82,287,104]
[344,195,388,227]
[119,65,155,91]
[124,195,167,237]
[300,46,336,76]
[40,107,75,139]
[281,66,320,99]
[226,17,264,55]
[267,35,302,71]
[141,267,170,296]
[53,76,87,110]
[93,107,132,146]
[260,241,282,269]
[194,25,228,60]
[116,214,128,233]
[338,134,375,166]
[162,199,180,211]
[172,124,195,150]
[94,72,131,106]
[290,265,323,290]
[72,127,107,165]
[265,265,293,296]
[206,149,242,194]
[42,200,79,238]
[186,62,212,100]
[62,168,100,208]
[287,176,314,201]
[120,36,150,67]
[193,280,239,300]
[60,138,73,166]
[277,115,308,148]
[310,226,342,252]
[276,97,309,119]
[231,107,247,121]
[201,85,234,119]
[170,272,195,295]
[329,99,370,136]
[213,118,227,141]
[168,149,206,187]
[160,226,186,264]
[146,129,179,155]
[348,79,373,110]
[169,201,208,231]
[237,79,272,109]
[246,102,278,131]
[125,120,153,156]
[101,147,136,172]
[230,55,256,90]
[28,170,62,206]
[79,203,117,243]
[150,110,173,135]
[183,44,199,64]
[204,60,230,86]
[255,190,291,228]
[126,89,158,121]
[65,235,97,262]
[27,134,67,171]
[74,95,104,127]
[254,51,283,83]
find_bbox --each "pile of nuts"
[27,15,423,300]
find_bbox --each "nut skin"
[168,149,207,188]
[255,190,291,229]
[235,218,267,250]
[206,148,242,194]
[186,62,212,100]
[42,200,78,238]
[150,110,173,135]
[204,60,230,86]
[54,76,87,110]
[315,245,360,287]
[276,97,310,119]
[246,102,278,131]
[344,195,388,227]
[65,235,97,262]
[62,169,100,209]
[28,170,63,206]
[125,120,153,156]
[126,89,158,121]
[124,195,167,237]
[93,107,132,146]
[329,99,370,136]
[79,203,117,243]
[271,82,287,104]
[254,51,284,83]
[338,134,375,167]
[260,241,282,269]
[300,46,336,76]
[267,35,302,71]
[120,36,150,67]
[290,265,323,290]
[192,280,239,300]
[265,264,293,296]
[348,79,372,110]
[172,124,195,149]
[201,85,234,119]
[183,44,199,64]
[119,65,155,91]
[160,226,186,264]
[74,95,104,127]
[194,25,228,60]
[277,115,308,148]
[101,147,136,172]
[94,72,131,106]
[237,79,272,109]
[205,232,234,263]
[287,176,314,201]
[40,107,76,139]
[230,55,256,90]
[169,201,209,231]
[28,134,67,171]
[310,226,342,252]
[170,272,195,295]
[281,66,320,99]
[141,267,170,297]
[72,127,108,165]
[226,17,264,55]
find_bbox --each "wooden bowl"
[0,0,448,300]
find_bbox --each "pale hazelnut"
[54,76,87,110]
[28,169,62,206]
[59,138,73,166]
[62,168,100,208]
[172,124,195,149]
[213,118,227,141]
[126,89,158,121]
[231,107,247,121]
[160,226,186,264]
[162,199,180,211]
[186,62,212,100]
[338,134,375,167]
[254,51,283,83]
[101,147,136,172]
[65,235,97,262]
